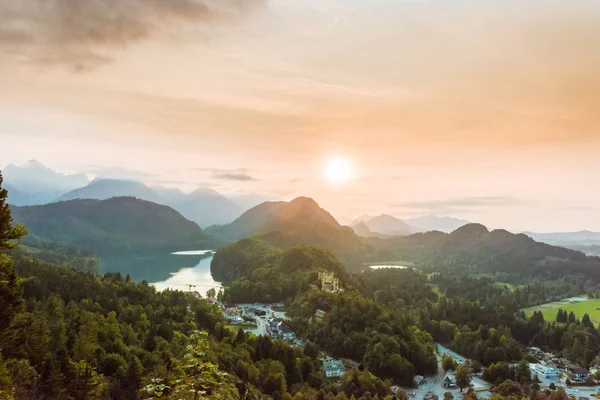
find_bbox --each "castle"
[318,271,341,292]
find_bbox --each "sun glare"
[325,156,353,184]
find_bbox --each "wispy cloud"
[212,171,257,181]
[196,167,258,182]
[0,0,264,71]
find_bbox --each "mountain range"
[2,161,251,226]
[58,179,244,227]
[353,214,414,236]
[365,222,600,281]
[11,197,215,256]
[3,160,89,205]
[351,214,470,236]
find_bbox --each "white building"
[530,364,559,379]
[322,359,345,378]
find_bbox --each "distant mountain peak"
[3,160,90,201]
[23,159,45,168]
[406,215,470,233]
[189,187,223,197]
[354,213,414,236]
[208,196,366,265]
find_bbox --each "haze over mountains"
[352,214,470,236]
[58,178,245,227]
[3,161,250,227]
[11,197,215,256]
[4,161,600,244]
[3,160,89,206]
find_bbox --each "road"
[255,316,267,336]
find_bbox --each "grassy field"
[225,324,257,333]
[493,282,524,291]
[522,297,600,324]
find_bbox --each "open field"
[522,297,600,324]
[493,282,524,291]
[225,324,257,333]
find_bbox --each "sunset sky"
[2,0,600,231]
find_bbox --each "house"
[443,371,457,388]
[531,364,559,379]
[322,359,345,378]
[528,347,543,355]
[315,309,328,322]
[206,297,217,304]
[567,363,589,382]
[192,291,202,299]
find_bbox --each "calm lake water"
[369,265,408,270]
[153,251,222,294]
[100,250,221,295]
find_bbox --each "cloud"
[195,168,257,181]
[212,172,257,181]
[393,196,524,214]
[0,0,264,71]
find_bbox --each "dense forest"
[213,236,600,372]
[3,169,600,399]
[2,174,402,399]
[365,224,600,296]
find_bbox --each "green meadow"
[522,297,600,324]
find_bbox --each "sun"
[325,156,353,184]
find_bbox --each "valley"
[4,177,600,399]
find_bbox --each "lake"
[100,250,222,295]
[369,265,408,270]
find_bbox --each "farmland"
[522,297,600,324]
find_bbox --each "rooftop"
[323,359,344,370]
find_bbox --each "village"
[195,274,600,399]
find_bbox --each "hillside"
[11,197,215,255]
[368,223,600,281]
[208,197,370,265]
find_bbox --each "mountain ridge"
[209,196,369,266]
[57,178,244,227]
[11,197,215,256]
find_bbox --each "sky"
[1,0,600,231]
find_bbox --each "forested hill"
[369,223,600,280]
[11,197,216,255]
[208,196,370,266]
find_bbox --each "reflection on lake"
[100,251,220,294]
[369,265,408,270]
[152,253,222,294]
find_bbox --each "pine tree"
[0,171,27,350]
[0,172,27,251]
